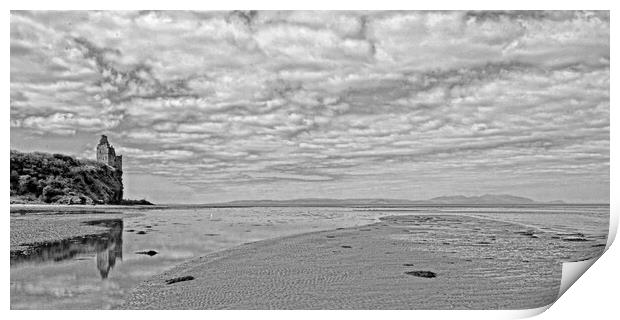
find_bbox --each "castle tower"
[95,135,124,203]
[96,135,122,172]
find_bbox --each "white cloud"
[10,10,610,202]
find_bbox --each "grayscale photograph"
[9,10,610,310]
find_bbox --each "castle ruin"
[96,135,123,202]
[96,135,123,172]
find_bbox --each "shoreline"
[10,203,167,214]
[122,214,605,309]
[10,210,143,255]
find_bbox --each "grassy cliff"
[10,150,123,205]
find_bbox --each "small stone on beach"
[136,250,158,256]
[165,276,195,285]
[405,271,437,278]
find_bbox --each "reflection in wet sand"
[11,219,124,279]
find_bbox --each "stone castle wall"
[96,135,122,172]
[96,135,123,201]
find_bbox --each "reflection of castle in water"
[11,219,123,280]
[95,220,123,279]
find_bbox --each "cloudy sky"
[10,11,609,203]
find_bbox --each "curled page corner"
[558,257,600,298]
[520,256,602,318]
[508,304,552,319]
[556,202,619,298]
[606,206,618,249]
[519,206,615,317]
[554,210,615,308]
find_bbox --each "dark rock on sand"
[136,231,147,235]
[341,245,352,249]
[515,230,538,238]
[403,263,415,267]
[563,237,589,242]
[136,250,158,256]
[165,276,195,285]
[405,271,437,278]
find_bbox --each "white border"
[3,1,617,319]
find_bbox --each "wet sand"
[10,205,144,255]
[11,206,391,309]
[123,214,605,309]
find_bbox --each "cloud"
[10,11,610,202]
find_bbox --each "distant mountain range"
[207,194,566,207]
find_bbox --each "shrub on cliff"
[10,150,123,204]
[119,198,154,205]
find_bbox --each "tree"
[18,175,40,195]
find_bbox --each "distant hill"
[10,150,124,205]
[208,194,563,207]
[424,194,541,205]
[220,198,418,207]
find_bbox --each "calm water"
[10,205,609,309]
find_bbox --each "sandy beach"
[123,214,605,310]
[11,205,607,309]
[10,205,147,256]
